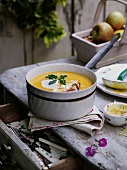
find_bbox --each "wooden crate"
[0,103,84,170]
[72,0,127,68]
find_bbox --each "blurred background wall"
[0,0,126,73]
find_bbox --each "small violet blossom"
[86,138,107,157]
[98,138,107,147]
[86,146,97,157]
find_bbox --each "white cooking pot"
[26,34,120,121]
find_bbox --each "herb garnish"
[45,74,67,85]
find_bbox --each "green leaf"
[46,74,67,85]
[46,74,58,79]
[61,0,67,6]
[46,74,57,79]
[59,79,66,85]
[59,75,67,79]
[48,79,57,85]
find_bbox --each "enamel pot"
[26,34,120,121]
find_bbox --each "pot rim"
[26,63,97,96]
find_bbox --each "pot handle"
[85,33,120,69]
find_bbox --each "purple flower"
[98,138,107,147]
[86,146,97,157]
[86,138,107,157]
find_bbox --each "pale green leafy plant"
[2,0,67,47]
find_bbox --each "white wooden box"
[72,0,127,68]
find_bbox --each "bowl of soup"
[104,101,127,126]
[26,63,97,121]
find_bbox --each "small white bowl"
[104,102,127,126]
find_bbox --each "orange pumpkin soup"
[30,71,93,92]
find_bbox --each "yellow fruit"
[114,30,124,38]
[106,11,125,30]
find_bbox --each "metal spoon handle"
[85,33,120,69]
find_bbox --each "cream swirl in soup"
[30,71,93,92]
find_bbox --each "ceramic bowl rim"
[26,63,97,95]
[104,102,127,118]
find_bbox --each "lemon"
[114,30,124,38]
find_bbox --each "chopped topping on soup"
[45,74,67,85]
[30,71,93,92]
[44,74,81,92]
[42,78,80,92]
[66,81,81,92]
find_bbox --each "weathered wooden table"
[0,56,127,170]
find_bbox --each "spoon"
[102,68,127,90]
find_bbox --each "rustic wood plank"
[0,103,27,123]
[0,84,4,104]
[74,0,101,31]
[52,125,127,170]
[50,157,84,170]
[0,64,37,106]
